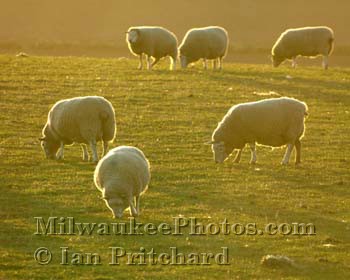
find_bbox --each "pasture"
[0,55,349,279]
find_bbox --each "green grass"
[0,55,349,279]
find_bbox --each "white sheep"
[271,26,334,69]
[208,97,308,165]
[126,26,178,70]
[179,26,229,69]
[40,96,116,163]
[94,146,150,218]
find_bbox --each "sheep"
[126,26,178,70]
[39,96,116,163]
[179,26,229,69]
[94,146,150,218]
[271,26,334,69]
[208,97,308,165]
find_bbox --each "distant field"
[2,43,350,68]
[0,55,349,279]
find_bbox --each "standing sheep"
[126,26,178,70]
[271,26,334,69]
[40,96,116,163]
[94,146,150,218]
[208,97,308,165]
[179,26,229,69]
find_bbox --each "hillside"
[0,55,349,279]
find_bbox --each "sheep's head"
[271,55,283,67]
[209,141,232,163]
[39,137,60,159]
[126,29,139,44]
[180,53,197,68]
[103,195,129,219]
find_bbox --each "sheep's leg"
[213,59,217,70]
[135,195,140,214]
[292,57,297,68]
[233,149,242,163]
[102,141,109,157]
[170,56,176,70]
[56,142,65,160]
[249,143,257,164]
[219,57,223,70]
[282,143,294,165]
[81,144,89,161]
[151,57,160,68]
[295,139,301,165]
[128,196,138,217]
[89,140,98,163]
[147,55,152,70]
[203,58,207,70]
[138,54,143,70]
[323,55,329,70]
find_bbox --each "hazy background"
[1,0,349,65]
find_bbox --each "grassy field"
[0,55,349,279]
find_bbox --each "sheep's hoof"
[281,161,289,165]
[250,161,257,165]
[131,211,139,217]
[89,157,99,163]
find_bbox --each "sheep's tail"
[100,109,116,143]
[328,37,335,55]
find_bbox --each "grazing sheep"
[271,26,334,69]
[179,26,229,69]
[126,26,178,70]
[209,97,308,165]
[94,146,150,218]
[40,96,116,162]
